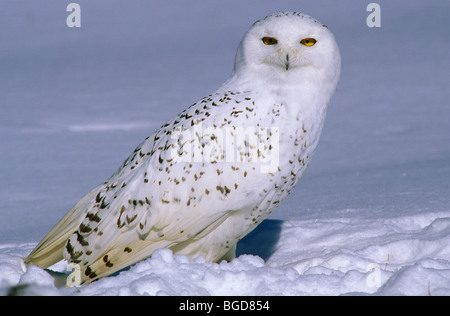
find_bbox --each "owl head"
[232,12,340,90]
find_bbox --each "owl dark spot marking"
[230,110,243,117]
[76,232,89,246]
[86,213,101,223]
[205,189,210,195]
[216,186,224,194]
[66,239,75,257]
[102,256,113,267]
[117,206,126,228]
[95,192,102,203]
[126,214,137,224]
[124,247,132,253]
[79,223,92,233]
[99,199,109,209]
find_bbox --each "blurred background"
[0,0,449,243]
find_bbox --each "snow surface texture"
[1,0,449,295]
[2,212,450,296]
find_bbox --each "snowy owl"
[25,12,340,286]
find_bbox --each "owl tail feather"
[24,185,103,269]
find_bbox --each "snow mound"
[1,211,449,296]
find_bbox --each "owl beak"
[285,54,290,71]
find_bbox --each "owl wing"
[62,159,239,285]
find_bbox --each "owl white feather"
[25,11,340,286]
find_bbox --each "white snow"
[1,0,449,295]
[2,211,450,295]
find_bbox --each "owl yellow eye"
[262,37,278,45]
[300,38,316,46]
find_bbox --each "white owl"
[25,12,340,286]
